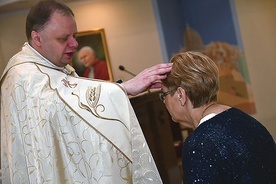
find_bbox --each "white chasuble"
[0,43,162,183]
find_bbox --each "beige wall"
[72,0,163,81]
[234,0,276,139]
[0,0,164,82]
[0,0,275,139]
[0,10,27,71]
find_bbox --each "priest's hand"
[122,63,172,96]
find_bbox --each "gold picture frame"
[71,28,114,81]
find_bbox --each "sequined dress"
[182,107,276,183]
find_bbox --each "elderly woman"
[160,51,276,183]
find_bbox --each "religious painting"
[180,0,256,114]
[71,28,114,81]
[154,0,256,114]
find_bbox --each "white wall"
[0,0,275,139]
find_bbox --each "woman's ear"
[176,87,186,106]
[31,30,42,47]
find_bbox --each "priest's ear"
[30,30,42,47]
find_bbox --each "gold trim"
[34,64,132,162]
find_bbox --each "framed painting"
[71,28,114,81]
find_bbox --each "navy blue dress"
[182,108,276,183]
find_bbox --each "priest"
[0,0,172,183]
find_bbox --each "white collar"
[198,113,217,127]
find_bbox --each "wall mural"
[155,0,256,114]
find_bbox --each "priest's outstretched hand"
[122,63,172,96]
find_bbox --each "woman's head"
[163,51,219,108]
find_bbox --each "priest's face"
[31,11,78,67]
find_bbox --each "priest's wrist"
[115,79,128,95]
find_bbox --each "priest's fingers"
[122,63,172,96]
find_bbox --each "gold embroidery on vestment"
[61,77,77,88]
[71,85,128,130]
